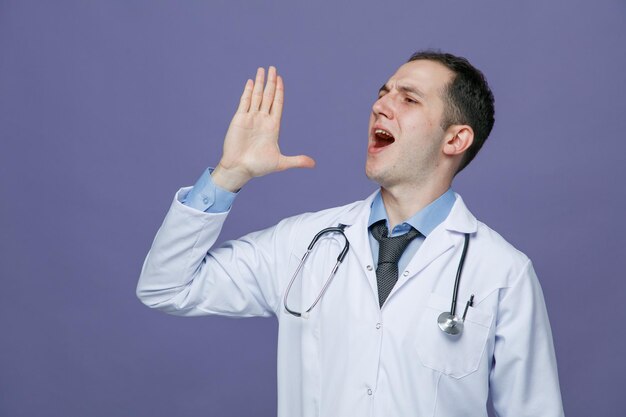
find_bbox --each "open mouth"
[372,128,395,148]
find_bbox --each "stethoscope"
[283,224,349,319]
[436,233,474,336]
[283,225,473,336]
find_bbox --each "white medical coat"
[137,188,564,417]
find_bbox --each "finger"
[250,67,265,111]
[236,79,253,114]
[270,75,284,120]
[277,154,316,171]
[260,66,277,113]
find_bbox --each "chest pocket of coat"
[414,292,493,379]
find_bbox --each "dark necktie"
[370,220,421,307]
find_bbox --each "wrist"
[212,163,251,192]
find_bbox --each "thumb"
[277,154,316,171]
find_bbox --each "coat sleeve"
[489,260,565,417]
[136,188,298,318]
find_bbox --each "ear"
[442,125,474,157]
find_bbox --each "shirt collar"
[368,188,456,236]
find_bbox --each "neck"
[380,180,451,229]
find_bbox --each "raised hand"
[212,66,316,192]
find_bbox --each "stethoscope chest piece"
[437,312,464,336]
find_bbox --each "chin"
[365,166,386,186]
[364,163,377,181]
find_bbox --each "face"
[366,59,454,189]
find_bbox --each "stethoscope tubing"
[283,225,349,318]
[284,225,473,336]
[449,233,470,317]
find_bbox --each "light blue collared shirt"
[367,189,456,273]
[182,168,456,273]
[182,167,238,212]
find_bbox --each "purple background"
[1,1,625,416]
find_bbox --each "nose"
[372,93,394,120]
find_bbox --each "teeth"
[375,129,393,138]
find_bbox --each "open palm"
[214,67,315,191]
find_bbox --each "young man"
[137,51,564,417]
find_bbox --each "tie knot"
[370,220,421,264]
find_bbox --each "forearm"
[137,187,292,318]
[137,187,231,315]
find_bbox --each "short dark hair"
[408,50,495,173]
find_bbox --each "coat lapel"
[336,192,379,305]
[332,192,479,308]
[404,227,456,277]
[390,194,478,297]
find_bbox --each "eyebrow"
[378,83,426,98]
